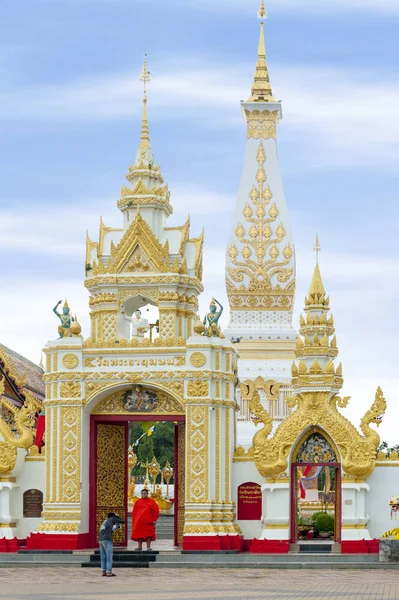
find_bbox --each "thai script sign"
[237,482,262,520]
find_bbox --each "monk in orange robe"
[131,488,160,550]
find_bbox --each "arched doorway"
[290,429,341,543]
[88,385,186,548]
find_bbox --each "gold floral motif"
[245,109,279,140]
[190,352,206,368]
[60,382,81,399]
[42,511,81,520]
[187,381,209,397]
[183,524,240,534]
[85,274,203,288]
[227,140,295,311]
[36,522,80,532]
[60,407,81,502]
[44,369,236,382]
[188,406,208,502]
[89,293,117,305]
[62,354,79,369]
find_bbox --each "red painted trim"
[174,425,179,547]
[89,416,97,548]
[89,414,185,548]
[26,533,92,551]
[182,535,243,551]
[290,462,296,543]
[123,421,128,547]
[0,537,26,553]
[336,465,342,543]
[341,539,380,554]
[341,539,369,554]
[250,539,289,554]
[368,539,380,554]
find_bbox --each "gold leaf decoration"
[187,380,209,397]
[62,354,79,369]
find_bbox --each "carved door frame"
[90,414,185,548]
[290,462,342,543]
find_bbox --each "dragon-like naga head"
[364,386,386,427]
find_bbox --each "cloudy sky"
[1,0,398,443]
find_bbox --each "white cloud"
[1,61,399,170]
[60,0,399,11]
[0,200,119,256]
[186,0,399,14]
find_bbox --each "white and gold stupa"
[225,1,296,420]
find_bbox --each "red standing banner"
[237,482,262,520]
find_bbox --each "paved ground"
[0,568,399,600]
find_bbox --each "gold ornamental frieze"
[92,389,184,415]
[85,274,203,291]
[36,522,80,532]
[244,109,279,140]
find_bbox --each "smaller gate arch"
[291,426,341,465]
[290,426,342,543]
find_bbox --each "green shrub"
[310,511,326,525]
[297,516,311,527]
[315,513,334,533]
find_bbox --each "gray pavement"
[0,567,398,599]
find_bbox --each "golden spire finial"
[308,236,325,296]
[314,234,321,264]
[258,0,267,19]
[139,55,151,146]
[248,1,275,102]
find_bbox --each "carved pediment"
[106,213,170,274]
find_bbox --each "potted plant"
[297,516,312,539]
[314,513,334,539]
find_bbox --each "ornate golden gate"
[95,423,128,545]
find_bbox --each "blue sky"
[1,0,399,443]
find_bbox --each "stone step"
[0,560,85,568]
[299,544,331,553]
[90,554,156,562]
[1,553,91,563]
[82,561,149,568]
[93,550,159,555]
[154,553,379,564]
[149,561,399,570]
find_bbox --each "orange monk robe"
[131,497,160,541]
